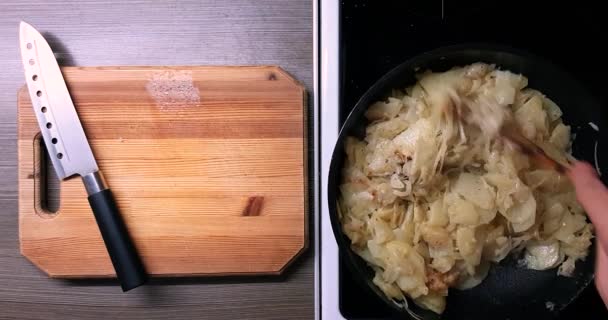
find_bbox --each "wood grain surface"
[18,66,307,278]
[0,1,314,319]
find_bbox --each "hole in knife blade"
[51,138,57,144]
[39,138,60,214]
[56,153,63,159]
[41,106,47,113]
[26,43,32,50]
[36,91,42,97]
[32,75,38,81]
[46,122,52,129]
[29,59,35,66]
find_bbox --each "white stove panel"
[318,0,344,319]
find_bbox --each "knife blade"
[19,21,147,292]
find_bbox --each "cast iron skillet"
[328,44,608,319]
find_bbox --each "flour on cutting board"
[146,70,200,111]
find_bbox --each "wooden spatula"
[450,98,569,173]
[499,122,569,174]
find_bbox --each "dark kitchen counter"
[0,1,314,319]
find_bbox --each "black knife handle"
[88,188,147,291]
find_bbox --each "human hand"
[567,161,608,305]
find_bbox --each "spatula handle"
[84,172,147,292]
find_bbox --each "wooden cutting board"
[17,66,307,278]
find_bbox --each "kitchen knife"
[19,21,147,292]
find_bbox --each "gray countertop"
[0,1,314,319]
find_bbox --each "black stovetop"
[338,1,608,319]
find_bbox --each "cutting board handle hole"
[35,136,61,216]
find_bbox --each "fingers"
[567,161,607,210]
[568,161,608,306]
[567,161,608,249]
[595,241,608,306]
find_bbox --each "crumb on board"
[545,301,555,311]
[242,196,264,216]
[146,70,200,111]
